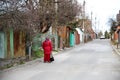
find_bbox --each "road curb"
[111,44,120,56]
[0,43,85,72]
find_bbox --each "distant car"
[100,36,105,39]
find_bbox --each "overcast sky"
[77,0,120,33]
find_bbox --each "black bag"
[50,54,54,62]
[50,56,54,61]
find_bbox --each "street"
[1,39,120,80]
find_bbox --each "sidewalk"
[0,44,83,71]
[111,43,120,56]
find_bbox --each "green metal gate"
[70,32,75,47]
[0,32,5,58]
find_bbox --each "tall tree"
[57,0,81,26]
[104,30,110,39]
[108,18,117,33]
[0,0,82,33]
[98,31,103,38]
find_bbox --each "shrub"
[34,50,44,58]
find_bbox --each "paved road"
[1,39,120,80]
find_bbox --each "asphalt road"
[1,39,120,80]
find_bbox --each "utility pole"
[82,0,85,43]
[54,0,59,50]
[95,17,97,32]
[95,17,97,38]
[91,11,93,27]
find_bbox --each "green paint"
[0,32,5,58]
[0,29,14,59]
[10,29,14,58]
[70,32,75,47]
[4,31,7,58]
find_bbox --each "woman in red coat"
[42,37,52,63]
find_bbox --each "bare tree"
[0,0,82,33]
[57,0,81,26]
[0,0,25,30]
[38,0,56,33]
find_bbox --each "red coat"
[42,40,52,54]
